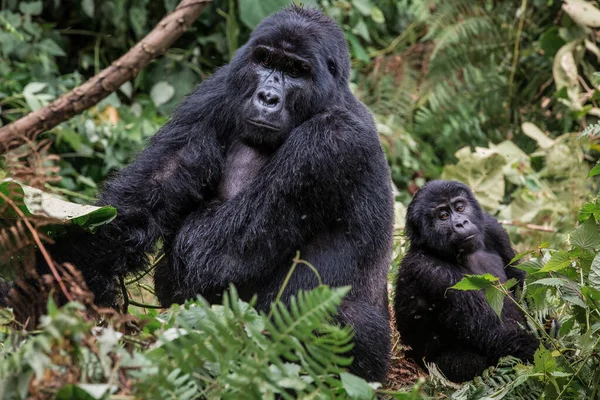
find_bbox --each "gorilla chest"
[218,142,270,200]
[463,250,508,282]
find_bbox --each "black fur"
[394,180,539,382]
[13,7,394,382]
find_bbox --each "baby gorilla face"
[433,194,483,253]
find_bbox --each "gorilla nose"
[254,88,281,111]
[454,219,469,229]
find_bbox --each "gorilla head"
[405,180,486,259]
[228,6,351,151]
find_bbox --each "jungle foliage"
[2,0,600,399]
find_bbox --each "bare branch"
[498,220,556,233]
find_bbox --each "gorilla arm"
[415,257,539,363]
[42,69,229,305]
[170,110,373,296]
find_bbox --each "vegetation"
[2,0,600,398]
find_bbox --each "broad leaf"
[589,253,600,290]
[0,180,116,231]
[539,251,573,273]
[450,274,498,291]
[563,0,600,28]
[150,81,175,108]
[340,372,375,400]
[570,217,600,252]
[484,286,505,319]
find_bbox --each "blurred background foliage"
[0,0,600,237]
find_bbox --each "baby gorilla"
[394,180,539,382]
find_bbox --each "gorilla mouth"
[463,234,477,242]
[246,119,281,131]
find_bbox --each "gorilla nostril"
[257,90,280,108]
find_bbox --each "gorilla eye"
[327,59,336,76]
[262,58,272,68]
[439,212,449,221]
[456,204,465,212]
[289,67,300,77]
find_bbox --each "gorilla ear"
[327,58,337,77]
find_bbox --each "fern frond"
[136,285,355,400]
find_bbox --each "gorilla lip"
[246,118,281,131]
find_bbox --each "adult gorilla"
[394,180,538,382]
[19,6,394,381]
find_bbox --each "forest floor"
[386,304,427,390]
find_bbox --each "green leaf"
[238,0,290,29]
[484,286,505,319]
[371,7,385,24]
[39,38,66,57]
[81,0,94,18]
[55,385,97,400]
[340,372,375,399]
[450,274,498,291]
[530,277,568,287]
[19,1,43,15]
[581,285,600,301]
[579,199,600,223]
[588,163,600,177]
[352,0,373,16]
[150,81,175,108]
[539,251,574,273]
[570,217,600,252]
[130,5,148,38]
[345,32,370,62]
[532,345,556,375]
[590,253,600,290]
[0,307,15,325]
[509,249,536,265]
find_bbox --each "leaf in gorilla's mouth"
[246,119,281,131]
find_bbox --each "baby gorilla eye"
[456,204,465,212]
[439,211,449,220]
[288,67,300,77]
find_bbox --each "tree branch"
[498,220,556,233]
[0,0,211,153]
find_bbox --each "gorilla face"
[432,193,483,253]
[405,180,486,259]
[229,6,351,152]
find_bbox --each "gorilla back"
[25,6,394,382]
[394,180,538,382]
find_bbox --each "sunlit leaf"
[450,274,498,291]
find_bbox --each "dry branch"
[0,0,211,153]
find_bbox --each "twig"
[498,220,556,233]
[128,299,164,309]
